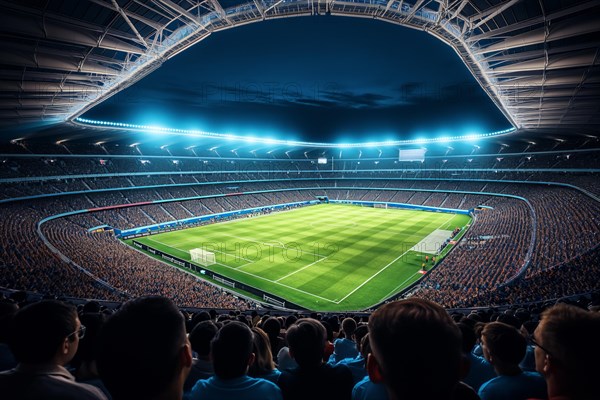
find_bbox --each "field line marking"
[142,236,337,303]
[334,248,413,304]
[335,213,457,304]
[275,256,330,282]
[147,234,262,264]
[145,236,188,254]
[379,270,421,301]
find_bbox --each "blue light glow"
[73,117,516,148]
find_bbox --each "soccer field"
[132,204,471,311]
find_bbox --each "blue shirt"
[463,353,496,391]
[337,355,367,383]
[186,375,283,400]
[352,375,388,400]
[478,371,547,400]
[328,338,358,364]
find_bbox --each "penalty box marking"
[410,229,454,255]
[142,237,338,304]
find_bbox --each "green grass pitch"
[131,204,471,311]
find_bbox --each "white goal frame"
[190,248,216,266]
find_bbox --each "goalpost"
[190,248,216,266]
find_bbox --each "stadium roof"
[1,0,599,135]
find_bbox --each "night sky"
[84,15,510,143]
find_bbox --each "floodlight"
[73,118,516,148]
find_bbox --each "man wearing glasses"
[531,303,600,400]
[0,300,108,400]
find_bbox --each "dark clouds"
[84,16,509,142]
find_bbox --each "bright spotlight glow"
[73,118,516,148]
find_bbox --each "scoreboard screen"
[399,148,426,162]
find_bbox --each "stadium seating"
[1,139,599,310]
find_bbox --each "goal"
[190,248,216,266]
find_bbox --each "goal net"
[190,248,216,266]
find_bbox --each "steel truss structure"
[1,0,599,132]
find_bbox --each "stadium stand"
[1,146,599,310]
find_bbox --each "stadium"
[0,1,600,312]
[0,0,599,398]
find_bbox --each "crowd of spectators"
[414,197,532,307]
[1,166,599,310]
[41,216,252,309]
[1,293,599,400]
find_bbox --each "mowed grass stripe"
[294,213,458,302]
[136,204,471,310]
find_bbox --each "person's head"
[261,317,281,341]
[534,303,600,400]
[82,300,102,314]
[211,321,254,379]
[353,324,369,346]
[341,317,357,338]
[71,312,107,370]
[359,333,371,359]
[479,322,526,368]
[286,318,326,368]
[189,320,219,358]
[248,327,276,377]
[457,322,477,355]
[190,311,211,330]
[9,300,81,365]
[96,296,192,400]
[367,298,462,400]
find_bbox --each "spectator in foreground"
[367,298,478,400]
[328,317,359,364]
[278,318,354,400]
[96,296,193,400]
[532,303,600,400]
[351,334,389,400]
[248,327,282,384]
[337,325,370,383]
[72,312,111,398]
[458,321,496,392]
[477,322,547,400]
[0,300,107,400]
[184,320,219,393]
[187,321,282,400]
